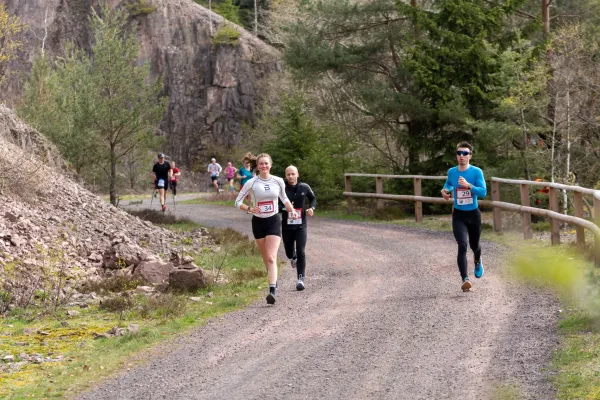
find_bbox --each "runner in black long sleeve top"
[279,166,317,291]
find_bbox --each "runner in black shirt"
[280,166,316,290]
[152,153,172,212]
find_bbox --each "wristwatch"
[246,207,252,214]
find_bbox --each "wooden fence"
[343,173,600,262]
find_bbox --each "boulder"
[169,268,208,291]
[102,243,144,269]
[133,261,175,285]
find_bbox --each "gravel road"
[78,202,560,400]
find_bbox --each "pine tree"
[21,4,167,205]
[285,0,527,173]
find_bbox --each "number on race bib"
[288,208,303,225]
[157,179,165,188]
[258,201,275,213]
[456,188,473,205]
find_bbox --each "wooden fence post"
[345,175,353,214]
[376,176,384,210]
[573,192,585,247]
[491,180,502,232]
[548,187,560,245]
[520,183,533,239]
[414,177,422,223]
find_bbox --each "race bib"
[258,200,275,213]
[288,208,303,225]
[456,188,473,205]
[157,179,165,188]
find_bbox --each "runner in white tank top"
[234,154,298,305]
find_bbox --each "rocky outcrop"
[0,107,213,310]
[3,0,281,167]
[0,105,65,171]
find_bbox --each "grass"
[0,222,266,399]
[552,312,600,399]
[180,194,236,207]
[101,192,203,203]
[509,245,600,399]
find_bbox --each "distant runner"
[235,153,298,305]
[441,142,487,292]
[170,161,181,197]
[152,153,173,212]
[280,166,316,291]
[225,162,237,193]
[236,158,255,205]
[207,158,222,193]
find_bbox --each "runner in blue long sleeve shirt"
[441,142,486,292]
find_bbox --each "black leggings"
[452,209,482,280]
[282,228,307,278]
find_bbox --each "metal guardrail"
[343,173,600,263]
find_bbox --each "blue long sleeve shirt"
[443,165,487,211]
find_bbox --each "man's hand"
[458,177,471,189]
[307,208,314,217]
[441,189,451,201]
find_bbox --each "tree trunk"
[110,143,118,206]
[551,91,559,182]
[254,0,258,36]
[209,0,213,36]
[563,89,571,215]
[521,107,531,181]
[541,0,550,37]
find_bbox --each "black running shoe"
[296,275,305,291]
[266,293,276,305]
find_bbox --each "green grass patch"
[552,311,600,399]
[180,196,235,207]
[0,226,265,399]
[509,246,600,399]
[490,384,523,400]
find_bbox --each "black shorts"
[252,214,281,239]
[211,176,218,181]
[155,179,168,190]
[170,181,177,189]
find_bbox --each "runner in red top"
[170,161,181,197]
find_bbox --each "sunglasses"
[456,151,471,156]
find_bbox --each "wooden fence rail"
[343,173,600,263]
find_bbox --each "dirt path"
[78,203,559,400]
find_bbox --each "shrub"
[80,276,146,294]
[126,0,157,17]
[137,294,186,319]
[127,208,194,225]
[209,227,258,256]
[99,295,135,320]
[212,24,241,46]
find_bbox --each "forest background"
[1,0,600,209]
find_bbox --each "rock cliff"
[3,0,281,167]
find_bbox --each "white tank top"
[235,175,290,218]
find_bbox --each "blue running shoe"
[474,259,484,279]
